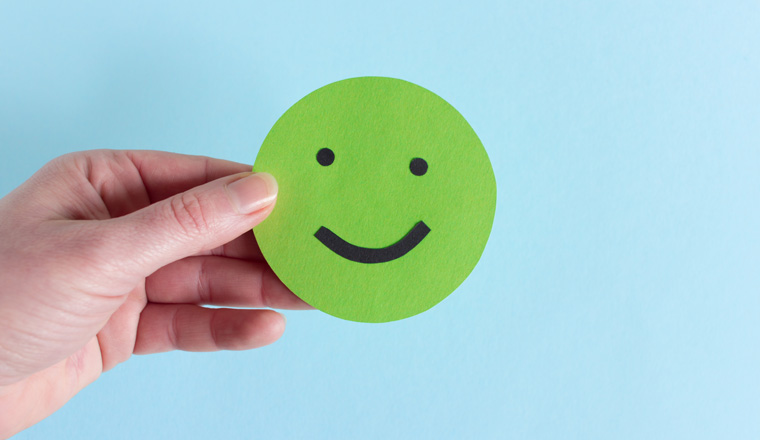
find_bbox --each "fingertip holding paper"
[253,77,496,323]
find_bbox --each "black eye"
[409,158,427,176]
[317,148,334,166]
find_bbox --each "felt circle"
[253,77,496,323]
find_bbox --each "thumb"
[111,171,277,276]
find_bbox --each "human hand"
[0,150,310,437]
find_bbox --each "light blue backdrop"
[2,1,759,439]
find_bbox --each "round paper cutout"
[254,77,496,323]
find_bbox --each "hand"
[0,150,310,437]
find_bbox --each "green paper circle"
[253,77,496,323]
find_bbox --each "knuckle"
[32,152,86,186]
[168,307,181,349]
[196,258,213,304]
[43,150,97,176]
[168,192,212,236]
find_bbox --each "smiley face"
[253,77,496,323]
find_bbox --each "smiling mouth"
[314,221,430,264]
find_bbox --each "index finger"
[124,150,252,203]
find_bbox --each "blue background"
[2,1,759,439]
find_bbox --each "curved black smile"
[315,221,430,264]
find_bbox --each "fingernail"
[226,172,278,214]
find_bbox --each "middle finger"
[146,255,312,310]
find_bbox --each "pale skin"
[0,150,311,438]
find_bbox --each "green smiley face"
[253,77,496,323]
